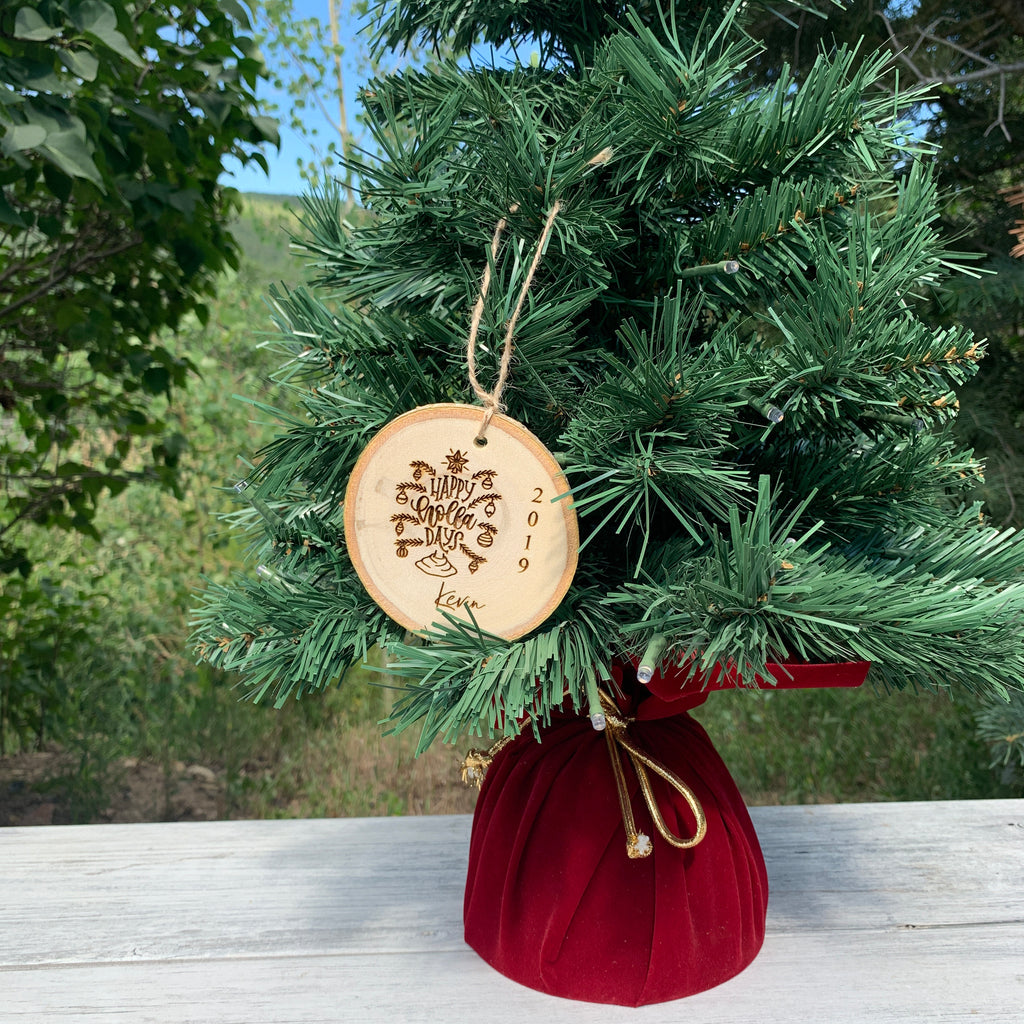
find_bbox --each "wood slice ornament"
[344,403,578,640]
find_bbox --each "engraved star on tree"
[445,449,470,475]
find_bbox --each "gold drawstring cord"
[599,690,707,858]
[460,691,707,859]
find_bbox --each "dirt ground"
[0,743,481,827]
[0,751,226,826]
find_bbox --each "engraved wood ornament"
[344,404,578,640]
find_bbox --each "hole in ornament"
[474,436,488,447]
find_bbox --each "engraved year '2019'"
[518,486,543,572]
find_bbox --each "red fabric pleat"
[463,698,768,1005]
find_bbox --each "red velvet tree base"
[463,660,870,1006]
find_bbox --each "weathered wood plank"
[1,800,1021,1023]
[2,924,1021,1023]
[0,816,471,966]
[2,801,1021,968]
[750,800,1024,931]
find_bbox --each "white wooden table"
[2,800,1022,1023]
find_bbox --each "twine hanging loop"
[466,201,561,441]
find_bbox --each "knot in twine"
[460,690,707,860]
[465,201,561,442]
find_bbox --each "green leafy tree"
[252,0,446,196]
[254,0,363,195]
[193,1,1024,761]
[0,0,277,576]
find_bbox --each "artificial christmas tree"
[193,0,1024,1005]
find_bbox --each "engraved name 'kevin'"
[435,582,485,611]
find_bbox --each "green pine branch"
[607,484,1024,696]
[380,582,619,752]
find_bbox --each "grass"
[231,669,478,820]
[692,684,1013,805]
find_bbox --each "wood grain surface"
[2,800,1022,1022]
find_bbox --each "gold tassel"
[459,734,516,790]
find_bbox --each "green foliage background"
[0,0,275,577]
[1,196,300,813]
[2,196,1016,821]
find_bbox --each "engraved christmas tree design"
[391,449,501,577]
